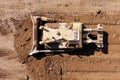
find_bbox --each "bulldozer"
[29,15,103,56]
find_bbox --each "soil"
[1,0,120,80]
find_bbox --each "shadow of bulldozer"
[102,31,108,54]
[31,31,108,60]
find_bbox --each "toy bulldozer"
[29,15,103,56]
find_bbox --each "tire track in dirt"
[0,49,27,80]
[62,72,120,80]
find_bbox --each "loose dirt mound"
[14,16,33,62]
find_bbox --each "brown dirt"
[14,16,33,62]
[1,0,120,80]
[0,48,27,80]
